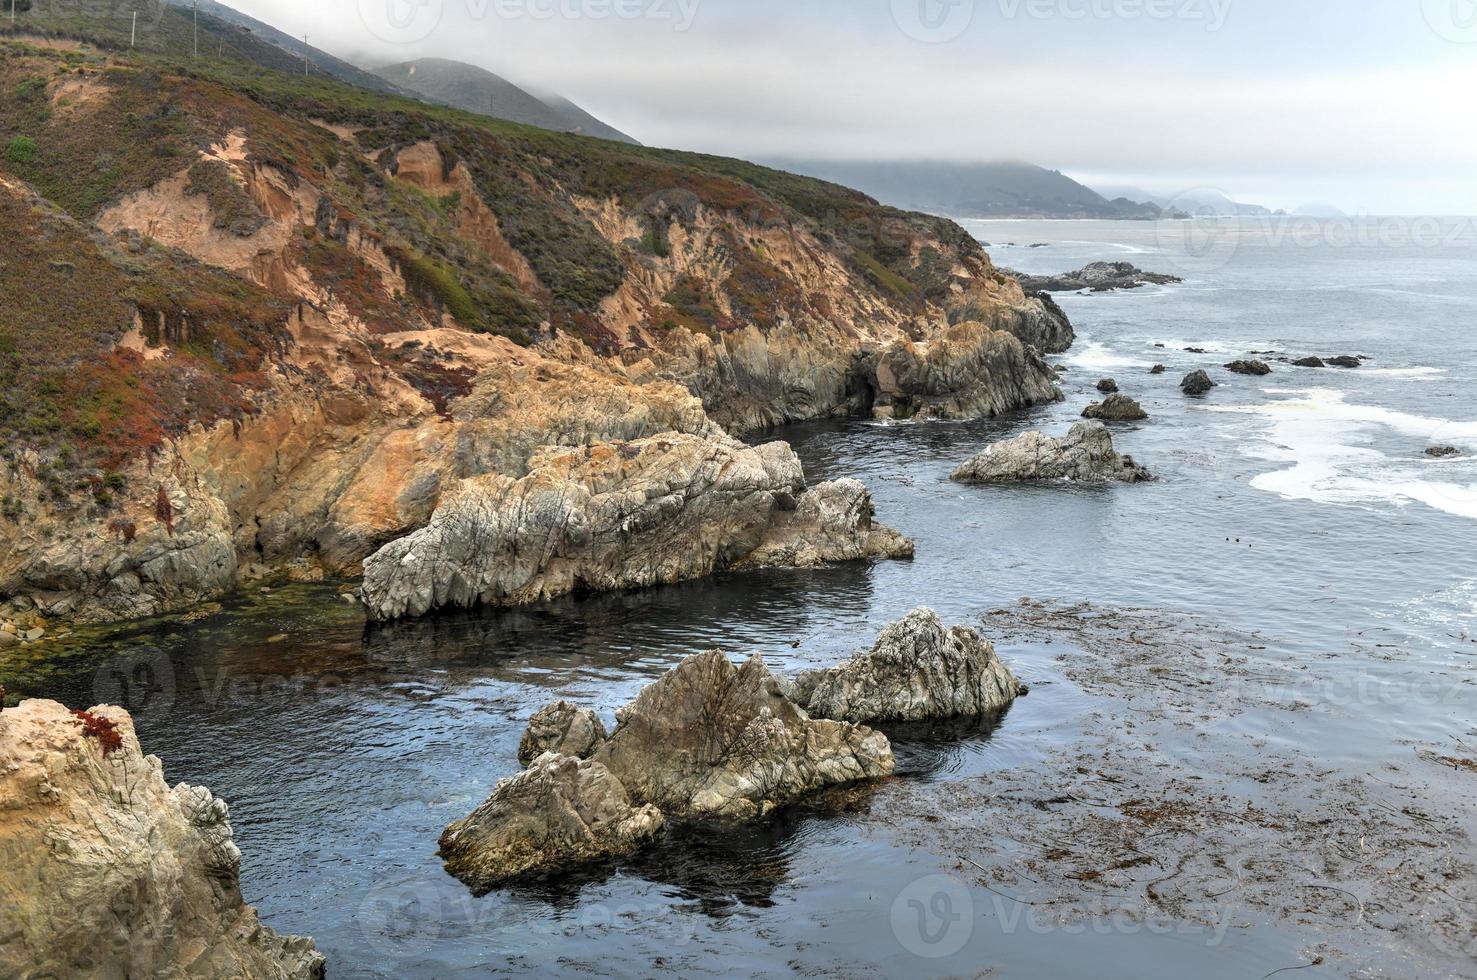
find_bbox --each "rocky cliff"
[0,42,1068,626]
[0,699,324,978]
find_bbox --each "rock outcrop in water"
[736,478,915,569]
[793,608,1024,723]
[359,434,912,621]
[440,649,895,888]
[439,753,664,894]
[1326,355,1363,368]
[1181,370,1218,396]
[1082,393,1149,422]
[1225,360,1273,376]
[950,422,1152,485]
[1097,378,1119,394]
[1292,356,1326,368]
[518,701,609,765]
[0,700,325,979]
[1010,261,1183,293]
[1426,446,1462,459]
[594,651,895,820]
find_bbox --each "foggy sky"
[229,0,1477,213]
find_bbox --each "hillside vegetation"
[0,17,1065,625]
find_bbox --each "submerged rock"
[950,422,1151,485]
[439,753,664,893]
[360,434,909,621]
[518,701,609,766]
[1150,364,1167,375]
[594,651,894,820]
[0,701,324,979]
[1292,356,1326,368]
[793,608,1024,723]
[1181,370,1218,396]
[1426,446,1462,459]
[1082,393,1149,422]
[1096,378,1119,393]
[1326,355,1363,368]
[1225,360,1273,376]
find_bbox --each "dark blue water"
[9,217,1477,978]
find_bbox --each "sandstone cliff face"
[0,700,324,979]
[0,51,1072,627]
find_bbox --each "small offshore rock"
[1082,393,1149,422]
[1011,261,1183,293]
[518,701,609,766]
[1096,378,1119,394]
[1293,356,1326,368]
[439,753,663,893]
[951,422,1151,484]
[1150,365,1167,375]
[1326,355,1362,368]
[594,651,894,821]
[1225,360,1273,376]
[1181,370,1218,396]
[793,608,1024,723]
[1426,446,1461,459]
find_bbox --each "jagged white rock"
[518,701,609,765]
[794,608,1024,723]
[594,651,895,821]
[439,753,664,894]
[950,422,1151,484]
[360,434,912,621]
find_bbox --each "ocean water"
[10,217,1477,977]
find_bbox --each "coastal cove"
[6,219,1475,977]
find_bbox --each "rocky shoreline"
[0,700,325,979]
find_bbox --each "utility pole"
[193,1,199,58]
[131,11,137,47]
[303,33,309,76]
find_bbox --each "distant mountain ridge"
[163,0,411,96]
[374,58,640,145]
[1095,185,1274,217]
[767,160,1168,219]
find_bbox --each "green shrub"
[4,136,38,165]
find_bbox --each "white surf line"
[1208,388,1477,521]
